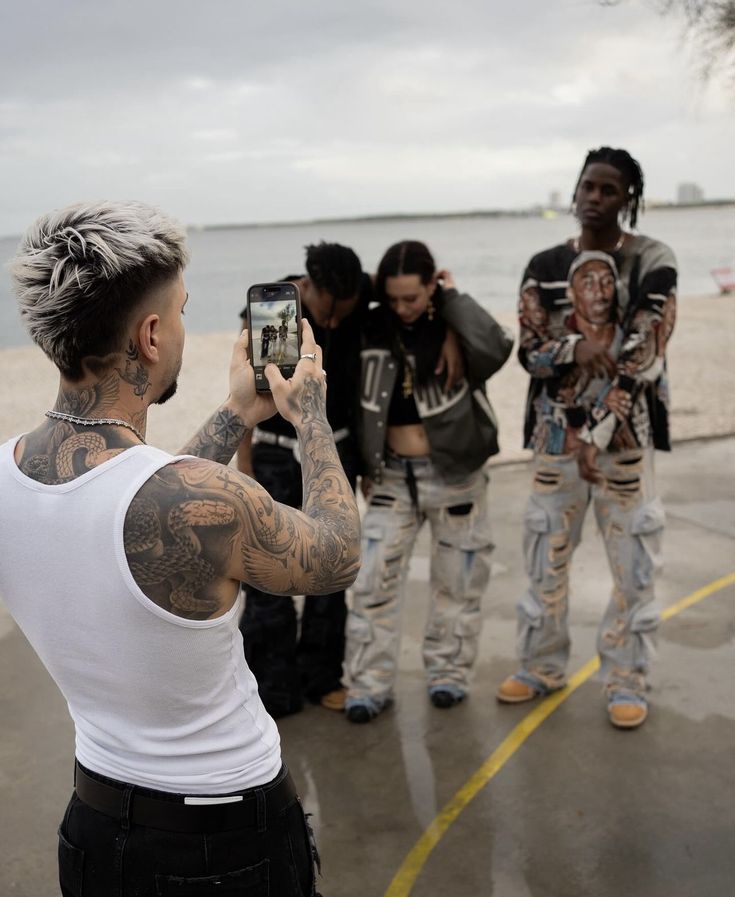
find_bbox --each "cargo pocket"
[352,524,385,597]
[435,491,494,596]
[630,498,665,589]
[155,860,269,896]
[433,537,492,598]
[433,540,463,598]
[346,611,374,680]
[464,543,493,597]
[58,827,84,897]
[630,604,659,670]
[523,498,550,583]
[452,609,483,668]
[516,589,544,662]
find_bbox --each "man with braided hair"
[237,242,372,716]
[0,202,360,894]
[238,242,466,718]
[496,147,677,729]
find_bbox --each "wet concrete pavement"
[1,437,734,897]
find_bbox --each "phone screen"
[247,282,302,391]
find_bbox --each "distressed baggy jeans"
[347,458,494,704]
[518,446,664,698]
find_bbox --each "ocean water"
[1,205,733,349]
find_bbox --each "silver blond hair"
[10,200,190,379]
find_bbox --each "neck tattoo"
[573,232,626,253]
[45,410,146,444]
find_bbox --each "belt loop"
[256,788,267,834]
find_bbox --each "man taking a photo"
[1,200,360,895]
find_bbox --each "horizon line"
[2,198,734,241]
[191,197,735,232]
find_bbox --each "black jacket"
[359,288,513,483]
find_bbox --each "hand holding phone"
[246,282,303,392]
[266,319,327,429]
[227,328,277,429]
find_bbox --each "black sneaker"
[429,686,466,709]
[345,696,383,723]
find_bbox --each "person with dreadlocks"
[344,240,513,723]
[236,242,371,717]
[496,146,677,729]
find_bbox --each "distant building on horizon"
[549,190,562,211]
[677,182,704,204]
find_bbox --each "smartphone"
[246,281,302,391]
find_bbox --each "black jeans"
[240,440,360,717]
[58,763,320,897]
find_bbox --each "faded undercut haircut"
[10,200,190,380]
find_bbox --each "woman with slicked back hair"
[344,240,513,724]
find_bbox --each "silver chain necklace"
[45,410,146,444]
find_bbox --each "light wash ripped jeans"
[347,456,494,705]
[518,446,665,698]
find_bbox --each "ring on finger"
[300,352,318,362]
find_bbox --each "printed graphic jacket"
[518,235,677,455]
[359,288,514,483]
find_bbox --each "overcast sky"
[1,0,732,235]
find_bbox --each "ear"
[136,313,161,364]
[427,275,438,298]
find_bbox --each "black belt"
[74,761,297,833]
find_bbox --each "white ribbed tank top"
[0,437,280,793]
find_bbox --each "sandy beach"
[1,295,733,462]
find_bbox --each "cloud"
[0,0,733,234]
[192,128,239,142]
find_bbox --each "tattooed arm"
[289,378,361,594]
[235,431,255,478]
[178,329,275,464]
[247,321,360,594]
[179,407,249,465]
[128,321,360,620]
[124,457,359,619]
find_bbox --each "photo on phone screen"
[247,282,302,391]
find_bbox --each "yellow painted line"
[659,571,735,621]
[383,572,735,897]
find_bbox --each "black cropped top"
[387,362,421,425]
